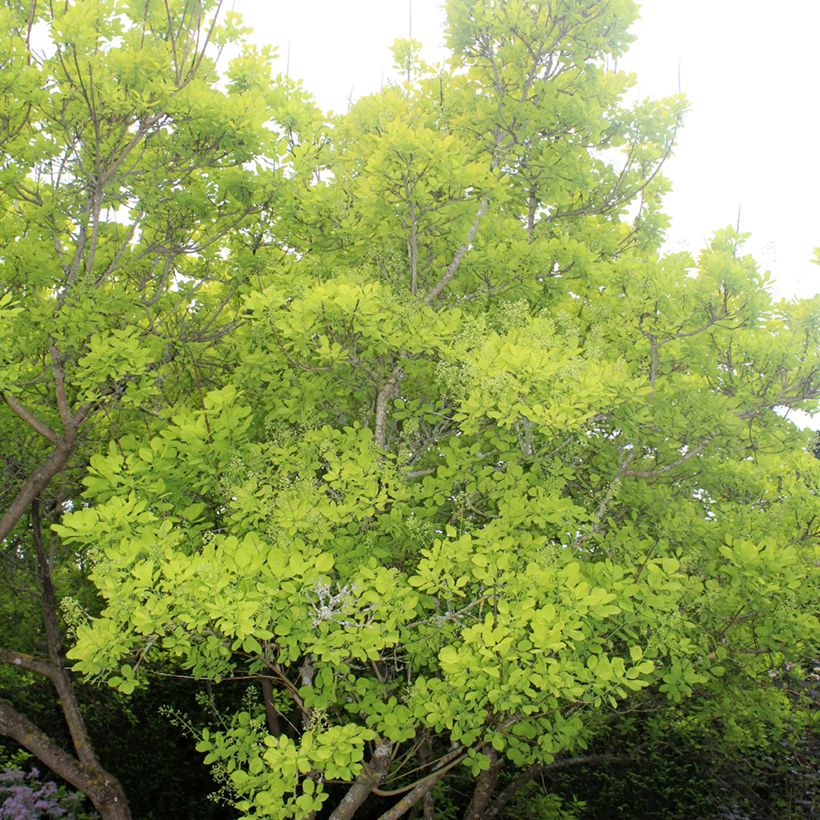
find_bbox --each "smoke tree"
[2,0,817,818]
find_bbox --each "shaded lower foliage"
[492,714,818,819]
[2,661,816,818]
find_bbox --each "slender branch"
[546,115,679,225]
[376,749,466,819]
[266,319,332,374]
[737,383,820,420]
[97,114,165,190]
[406,179,419,295]
[98,212,144,282]
[484,755,632,819]
[374,747,465,794]
[656,313,740,347]
[267,664,306,711]
[51,347,73,433]
[647,335,659,391]
[573,448,635,548]
[187,0,223,82]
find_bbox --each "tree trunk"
[408,202,419,295]
[260,677,282,737]
[32,499,105,768]
[527,190,537,237]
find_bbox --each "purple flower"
[0,769,88,819]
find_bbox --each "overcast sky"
[230,0,819,302]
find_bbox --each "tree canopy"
[0,1,817,818]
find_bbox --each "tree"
[4,0,818,818]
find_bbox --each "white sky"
[230,0,819,303]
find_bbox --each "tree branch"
[464,748,503,820]
[2,394,61,444]
[0,647,60,683]
[51,346,74,433]
[424,198,489,303]
[626,435,716,480]
[374,366,403,450]
[328,739,393,820]
[0,439,73,543]
[260,677,282,738]
[30,498,103,769]
[573,447,636,547]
